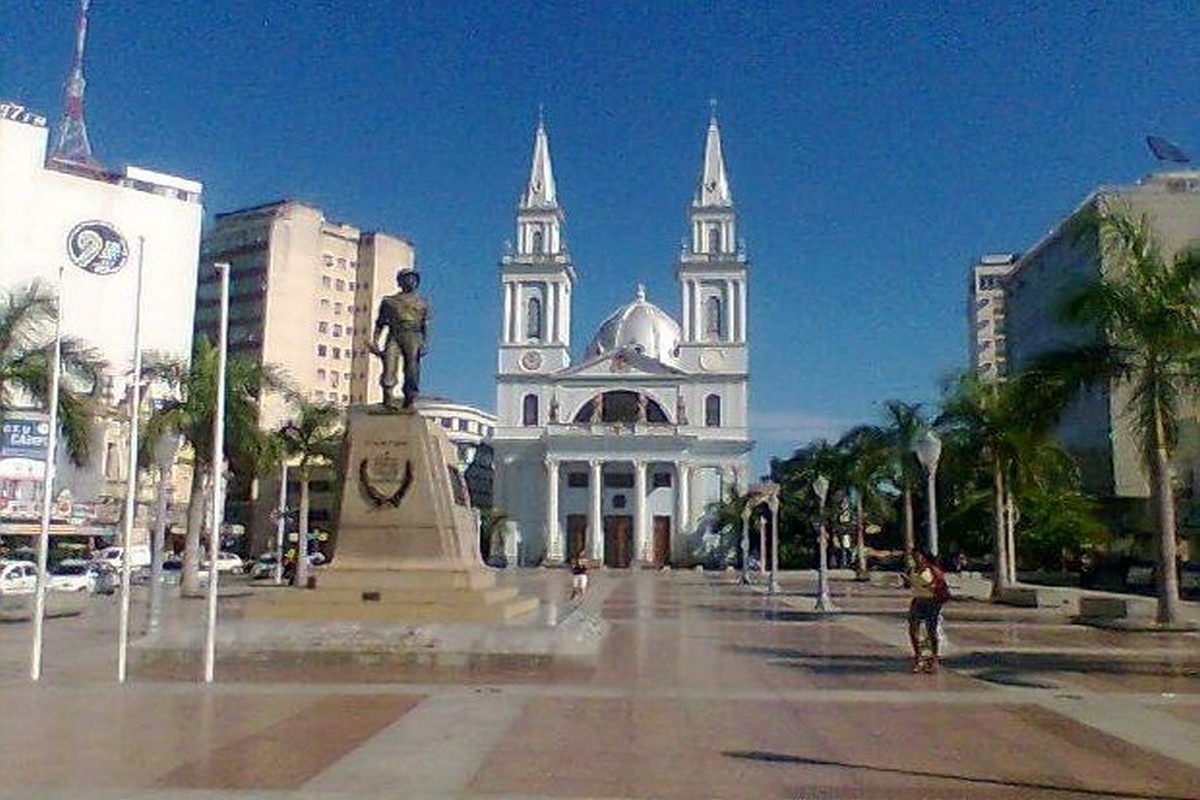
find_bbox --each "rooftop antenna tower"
[50,0,102,171]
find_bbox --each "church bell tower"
[498,116,575,379]
[677,109,748,377]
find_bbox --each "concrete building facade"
[1004,171,1200,504]
[0,104,203,510]
[968,253,1019,382]
[196,201,415,431]
[492,116,752,568]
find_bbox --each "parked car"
[48,559,94,593]
[91,545,151,570]
[201,552,244,574]
[0,560,38,594]
[248,552,280,580]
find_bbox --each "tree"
[273,402,343,587]
[835,425,894,576]
[1029,205,1200,624]
[873,401,928,552]
[0,280,104,465]
[938,371,1086,595]
[704,487,751,569]
[772,439,852,568]
[141,336,288,596]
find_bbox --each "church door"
[566,514,588,563]
[604,515,633,568]
[652,515,671,567]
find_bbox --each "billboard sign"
[0,416,51,460]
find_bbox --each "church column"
[503,283,514,342]
[724,279,734,343]
[545,456,562,563]
[738,280,747,342]
[549,282,559,343]
[589,459,604,563]
[634,459,648,564]
[675,462,691,545]
[691,280,701,341]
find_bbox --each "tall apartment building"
[1005,171,1200,503]
[968,253,1019,382]
[196,201,415,431]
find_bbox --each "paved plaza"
[1,569,1198,799]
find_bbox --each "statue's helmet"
[397,270,420,290]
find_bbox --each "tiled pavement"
[0,569,1198,799]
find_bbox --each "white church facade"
[492,115,752,567]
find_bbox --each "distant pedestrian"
[906,549,950,673]
[570,560,589,601]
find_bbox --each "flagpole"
[30,266,65,681]
[204,262,230,683]
[117,236,146,683]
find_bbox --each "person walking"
[906,549,950,673]
[570,560,589,602]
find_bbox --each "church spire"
[695,104,731,208]
[522,114,557,209]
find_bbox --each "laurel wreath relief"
[358,458,415,508]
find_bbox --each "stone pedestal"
[249,408,537,622]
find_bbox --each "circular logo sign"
[67,220,129,275]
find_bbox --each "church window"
[612,494,627,509]
[531,227,545,254]
[708,225,721,253]
[522,394,539,426]
[705,394,721,427]
[526,296,543,340]
[605,473,634,489]
[567,472,588,488]
[705,296,724,340]
[652,472,672,488]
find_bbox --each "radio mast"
[50,0,101,171]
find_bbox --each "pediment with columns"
[554,347,687,379]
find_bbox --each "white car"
[92,545,151,569]
[48,560,94,592]
[202,552,244,574]
[0,560,39,594]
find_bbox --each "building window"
[348,281,356,291]
[612,494,627,509]
[335,279,345,291]
[334,302,343,315]
[705,296,723,340]
[323,255,334,267]
[531,228,544,254]
[337,257,347,269]
[457,418,468,431]
[317,369,326,380]
[332,324,343,337]
[652,472,672,488]
[317,321,328,333]
[567,472,588,488]
[322,276,331,289]
[603,472,635,489]
[317,344,327,357]
[708,225,721,253]
[705,394,721,427]
[331,372,340,387]
[522,394,539,426]
[526,296,543,340]
[332,347,341,359]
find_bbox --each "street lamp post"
[812,474,836,612]
[913,430,943,558]
[738,502,752,586]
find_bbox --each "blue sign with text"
[0,417,51,460]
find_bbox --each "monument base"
[244,568,539,623]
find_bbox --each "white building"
[0,104,203,504]
[492,115,752,568]
[968,253,1018,382]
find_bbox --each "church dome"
[584,285,682,367]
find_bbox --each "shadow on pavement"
[723,749,1193,799]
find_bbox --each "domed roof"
[584,285,681,367]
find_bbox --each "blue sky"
[4,1,1198,475]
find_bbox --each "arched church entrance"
[573,390,670,424]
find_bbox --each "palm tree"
[141,336,289,596]
[835,425,893,576]
[705,486,752,569]
[1026,206,1200,624]
[273,402,343,587]
[937,371,1078,596]
[0,280,104,465]
[877,401,928,552]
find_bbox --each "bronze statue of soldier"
[370,270,430,409]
